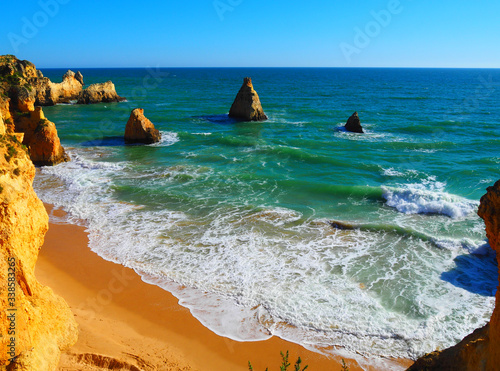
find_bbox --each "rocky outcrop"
[1,55,70,165]
[14,107,69,166]
[0,135,78,370]
[77,81,126,104]
[408,180,500,371]
[124,108,161,144]
[228,77,268,121]
[75,71,84,86]
[30,70,82,106]
[345,112,364,133]
[49,70,84,104]
[28,119,70,166]
[478,180,500,368]
[1,54,125,106]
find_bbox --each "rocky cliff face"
[0,55,69,166]
[228,77,268,121]
[0,110,5,136]
[408,180,500,370]
[0,135,78,370]
[478,180,500,369]
[124,108,161,144]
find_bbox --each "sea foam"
[382,180,479,219]
[33,149,495,368]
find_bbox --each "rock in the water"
[77,81,126,104]
[32,69,84,105]
[345,112,364,133]
[228,77,267,121]
[14,107,69,165]
[124,108,161,144]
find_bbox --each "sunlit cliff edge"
[0,127,78,369]
[409,180,500,370]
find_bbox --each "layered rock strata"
[124,108,161,144]
[408,180,500,370]
[228,77,268,121]
[0,135,78,370]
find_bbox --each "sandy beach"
[35,204,412,371]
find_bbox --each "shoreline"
[35,203,413,370]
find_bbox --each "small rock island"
[124,108,161,144]
[228,77,268,121]
[345,112,364,133]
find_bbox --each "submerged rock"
[228,77,267,121]
[329,220,357,230]
[77,81,126,104]
[124,108,161,144]
[345,112,364,133]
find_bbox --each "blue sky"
[1,0,499,68]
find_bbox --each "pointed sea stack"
[228,77,268,121]
[345,112,364,133]
[124,108,161,144]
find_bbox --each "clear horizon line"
[37,66,500,70]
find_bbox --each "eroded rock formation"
[345,112,364,133]
[1,55,69,165]
[77,81,125,104]
[0,135,78,370]
[124,108,161,144]
[1,54,125,106]
[408,180,500,370]
[228,77,268,121]
[13,107,69,166]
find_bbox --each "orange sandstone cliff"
[408,180,500,370]
[0,55,69,166]
[0,133,78,370]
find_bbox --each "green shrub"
[4,143,17,162]
[35,119,49,134]
[248,352,350,371]
[248,350,308,371]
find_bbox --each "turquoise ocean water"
[34,68,499,368]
